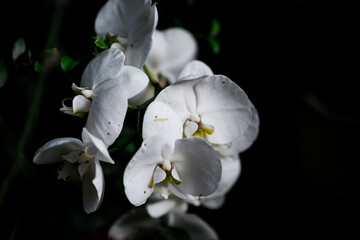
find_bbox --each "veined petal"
[80,48,125,89]
[72,95,91,114]
[171,138,221,197]
[82,159,104,213]
[82,128,114,164]
[85,81,128,147]
[123,136,165,206]
[156,28,198,83]
[33,138,84,165]
[195,75,252,144]
[142,101,183,143]
[178,60,214,80]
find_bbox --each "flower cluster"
[33,0,259,238]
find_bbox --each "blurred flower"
[33,128,113,213]
[60,47,148,146]
[108,207,219,240]
[123,135,221,206]
[95,0,158,68]
[146,27,198,84]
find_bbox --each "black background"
[0,0,359,239]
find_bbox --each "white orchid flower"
[95,0,158,68]
[108,207,219,240]
[146,27,198,84]
[60,47,149,146]
[123,135,222,206]
[143,74,253,146]
[33,128,113,213]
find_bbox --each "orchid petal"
[235,102,260,152]
[195,75,252,144]
[153,166,166,184]
[142,101,183,143]
[95,0,158,68]
[108,208,159,240]
[72,95,91,114]
[178,60,214,80]
[114,65,149,99]
[33,138,84,165]
[82,159,104,213]
[80,48,125,89]
[155,77,204,122]
[203,159,241,209]
[85,80,128,147]
[146,197,188,218]
[123,136,165,206]
[167,212,219,240]
[184,120,198,138]
[156,28,197,83]
[171,138,221,197]
[82,128,114,164]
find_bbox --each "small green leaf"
[210,19,221,37]
[209,38,220,54]
[12,38,26,60]
[60,55,80,73]
[0,64,8,88]
[94,36,109,49]
[34,61,42,72]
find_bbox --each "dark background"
[0,0,359,239]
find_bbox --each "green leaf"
[0,64,7,88]
[12,38,26,61]
[60,55,80,73]
[209,38,220,54]
[94,36,109,49]
[210,19,221,37]
[34,61,42,72]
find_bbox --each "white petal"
[195,75,253,144]
[123,136,165,206]
[114,65,149,99]
[108,208,159,240]
[85,81,128,147]
[202,159,241,209]
[78,162,90,179]
[95,0,158,68]
[235,102,260,152]
[167,212,219,240]
[80,48,125,89]
[82,128,114,164]
[153,165,166,184]
[171,138,221,197]
[142,101,183,143]
[82,159,104,213]
[178,60,214,80]
[155,77,204,123]
[146,30,167,70]
[72,95,91,114]
[154,28,198,83]
[146,198,188,218]
[33,138,84,165]
[184,120,198,138]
